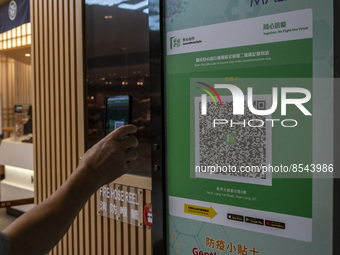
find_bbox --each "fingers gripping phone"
[105,95,132,135]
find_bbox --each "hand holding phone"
[105,95,132,135]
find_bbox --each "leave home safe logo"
[170,35,203,50]
[198,82,312,128]
[170,36,181,49]
[250,0,287,7]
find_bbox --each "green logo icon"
[226,133,236,145]
[170,36,180,49]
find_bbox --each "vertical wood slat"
[31,0,153,254]
[58,0,68,252]
[75,0,86,253]
[38,0,46,204]
[69,1,80,254]
[47,0,56,253]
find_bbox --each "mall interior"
[0,0,339,255]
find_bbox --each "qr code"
[194,95,272,186]
[115,121,125,130]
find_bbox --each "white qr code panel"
[115,121,125,129]
[194,95,272,186]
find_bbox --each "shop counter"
[0,137,34,213]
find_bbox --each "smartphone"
[105,95,132,135]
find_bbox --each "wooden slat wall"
[31,1,153,254]
[0,53,32,129]
[14,60,32,105]
[0,55,15,122]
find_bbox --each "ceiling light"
[85,0,125,6]
[104,15,112,19]
[25,53,30,57]
[118,0,148,10]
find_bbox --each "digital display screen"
[165,0,333,254]
[105,95,131,135]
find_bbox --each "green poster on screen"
[166,1,333,255]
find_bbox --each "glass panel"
[85,1,151,177]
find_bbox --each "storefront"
[0,0,33,216]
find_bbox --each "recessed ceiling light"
[118,0,148,10]
[25,53,30,57]
[85,0,125,7]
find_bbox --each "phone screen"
[105,95,131,135]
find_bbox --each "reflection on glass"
[85,1,151,176]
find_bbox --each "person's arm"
[4,125,138,255]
